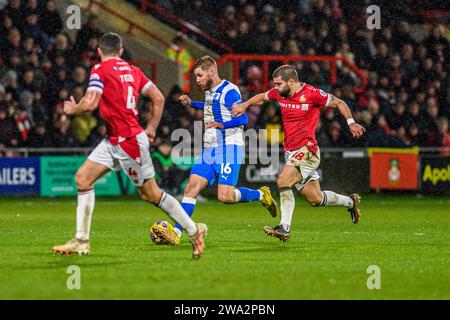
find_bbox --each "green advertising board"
[40,156,137,196]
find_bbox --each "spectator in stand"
[87,122,107,147]
[27,121,52,148]
[0,104,21,147]
[436,117,450,156]
[1,0,24,32]
[23,13,43,48]
[74,14,102,54]
[162,84,190,129]
[52,115,73,147]
[152,140,189,196]
[0,0,448,155]
[14,106,31,144]
[40,0,63,39]
[71,111,97,146]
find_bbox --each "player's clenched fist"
[349,123,366,138]
[232,103,247,117]
[179,95,192,107]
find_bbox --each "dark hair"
[272,65,298,82]
[193,55,217,71]
[99,32,122,56]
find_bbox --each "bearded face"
[195,67,214,92]
[278,84,291,98]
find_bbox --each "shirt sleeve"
[223,113,248,129]
[135,67,153,95]
[311,87,332,107]
[224,88,242,109]
[190,101,205,109]
[264,88,280,101]
[86,65,105,95]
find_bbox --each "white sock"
[280,189,295,232]
[158,192,197,236]
[321,191,354,208]
[75,188,95,241]
[258,190,264,201]
[233,189,241,202]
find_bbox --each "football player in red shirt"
[52,33,206,258]
[233,65,365,242]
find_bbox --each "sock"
[279,188,295,232]
[174,197,197,235]
[75,188,95,241]
[321,191,354,209]
[234,187,263,203]
[158,192,197,236]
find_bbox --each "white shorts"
[284,145,321,191]
[88,131,155,187]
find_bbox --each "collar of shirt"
[207,80,225,93]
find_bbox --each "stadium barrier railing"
[216,54,368,94]
[421,10,450,23]
[139,0,233,53]
[85,0,171,48]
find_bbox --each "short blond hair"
[193,55,217,71]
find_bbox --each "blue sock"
[236,187,262,203]
[174,197,197,234]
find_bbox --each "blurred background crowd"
[0,0,449,157]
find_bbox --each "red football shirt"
[265,83,331,151]
[86,58,153,144]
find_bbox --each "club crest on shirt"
[299,94,307,103]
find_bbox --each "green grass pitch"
[0,194,448,299]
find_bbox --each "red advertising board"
[369,148,419,190]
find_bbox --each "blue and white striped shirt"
[193,80,248,147]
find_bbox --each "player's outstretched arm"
[143,84,165,142]
[63,91,101,115]
[232,92,267,116]
[328,95,366,138]
[179,95,204,109]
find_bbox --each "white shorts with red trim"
[284,145,321,191]
[88,131,155,186]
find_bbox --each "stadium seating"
[0,0,448,155]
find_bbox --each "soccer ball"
[150,220,173,245]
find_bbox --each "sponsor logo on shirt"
[279,102,310,110]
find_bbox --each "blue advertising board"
[0,157,40,195]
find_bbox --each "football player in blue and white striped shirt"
[154,56,277,245]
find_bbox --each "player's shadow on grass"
[223,243,303,253]
[18,260,137,270]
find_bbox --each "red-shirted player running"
[52,33,207,258]
[233,65,365,242]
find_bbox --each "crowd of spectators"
[1,0,449,156]
[149,0,450,149]
[0,0,109,153]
